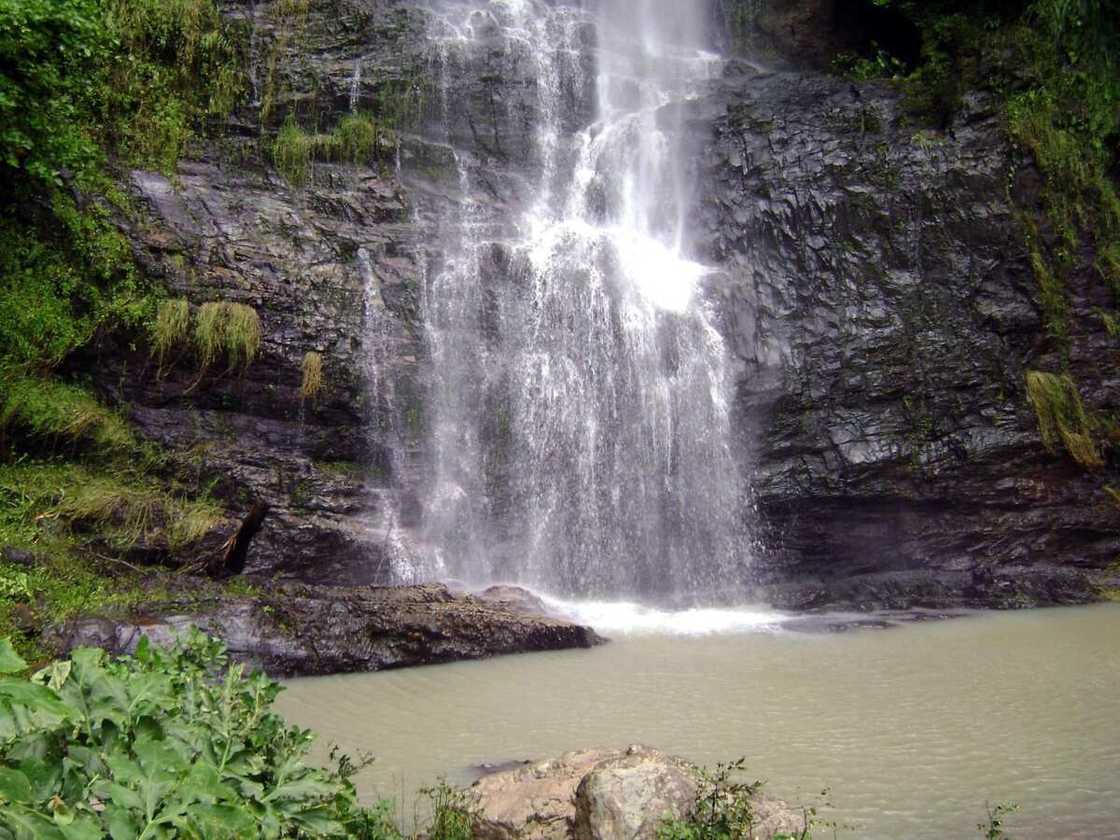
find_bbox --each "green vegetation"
[1025,370,1103,468]
[150,299,264,376]
[1,0,245,376]
[978,803,1019,840]
[153,298,192,371]
[194,302,262,372]
[0,458,225,661]
[1,378,134,454]
[272,115,389,187]
[0,631,480,838]
[657,759,814,840]
[302,352,324,400]
[0,631,398,838]
[1,0,245,651]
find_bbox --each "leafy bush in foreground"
[0,631,388,839]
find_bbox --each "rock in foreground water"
[471,746,800,840]
[50,581,603,677]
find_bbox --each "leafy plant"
[420,781,473,840]
[0,630,393,839]
[271,114,389,187]
[657,758,791,840]
[152,298,191,372]
[1,377,134,454]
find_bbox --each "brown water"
[275,604,1120,839]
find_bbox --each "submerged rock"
[471,746,800,840]
[49,581,604,678]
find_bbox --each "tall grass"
[194,301,261,370]
[1025,370,1103,468]
[301,351,323,399]
[0,377,134,452]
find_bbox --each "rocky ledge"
[470,745,801,840]
[48,581,604,677]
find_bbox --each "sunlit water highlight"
[276,604,1120,840]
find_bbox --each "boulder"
[471,746,800,840]
[48,580,604,678]
[573,751,697,840]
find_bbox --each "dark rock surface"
[77,0,1116,616]
[50,581,603,677]
[697,66,1119,608]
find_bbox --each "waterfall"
[419,0,750,602]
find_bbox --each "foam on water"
[540,594,787,635]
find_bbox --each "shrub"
[0,461,221,554]
[422,781,474,840]
[301,352,324,400]
[657,758,809,840]
[53,473,223,551]
[329,115,381,165]
[0,631,393,838]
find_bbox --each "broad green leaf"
[57,815,103,840]
[0,679,72,719]
[105,804,139,840]
[291,807,347,835]
[0,806,66,840]
[264,773,337,803]
[17,757,62,802]
[184,763,236,803]
[0,767,34,803]
[32,661,72,692]
[103,783,143,813]
[181,804,256,837]
[0,639,27,675]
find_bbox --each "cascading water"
[420,0,751,602]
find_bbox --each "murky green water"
[276,604,1120,839]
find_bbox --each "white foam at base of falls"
[540,594,787,636]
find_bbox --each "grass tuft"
[152,297,191,368]
[1025,370,1104,469]
[300,351,323,400]
[271,114,386,186]
[194,301,261,371]
[272,119,314,186]
[1,378,134,453]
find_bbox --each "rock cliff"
[87,0,1116,610]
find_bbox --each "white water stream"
[419,0,749,600]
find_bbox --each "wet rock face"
[51,582,604,677]
[697,67,1119,606]
[91,0,1114,608]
